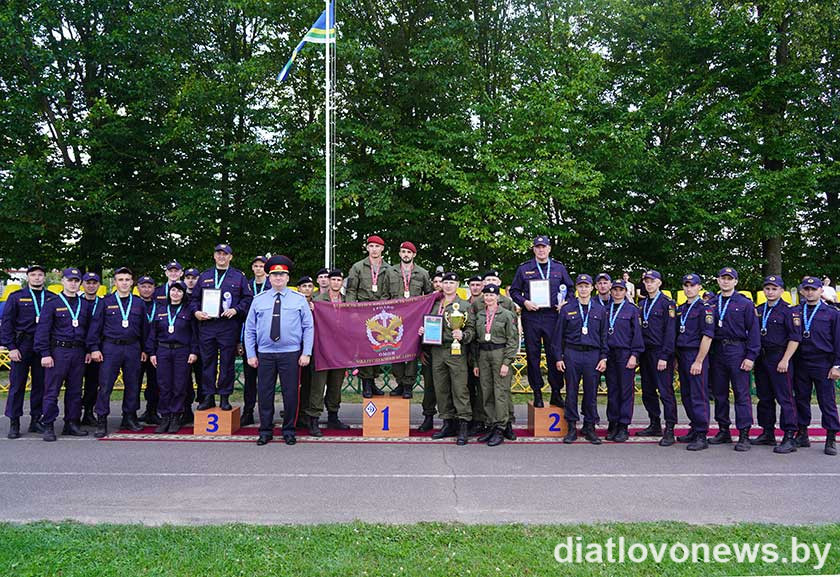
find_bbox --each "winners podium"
[194,406,241,436]
[362,398,410,438]
[527,401,568,437]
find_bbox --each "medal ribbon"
[717,294,732,326]
[115,294,133,325]
[680,298,700,331]
[803,301,821,335]
[578,301,591,332]
[57,293,81,326]
[146,301,157,323]
[761,300,780,333]
[608,300,626,332]
[167,304,182,330]
[642,292,661,325]
[29,288,45,319]
[214,268,228,290]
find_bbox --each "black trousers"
[257,351,301,436]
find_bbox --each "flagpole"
[324,0,333,269]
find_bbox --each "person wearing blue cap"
[88,267,150,436]
[604,279,644,442]
[708,267,761,451]
[636,270,678,446]
[136,276,161,425]
[751,276,801,454]
[182,267,202,421]
[553,274,608,444]
[674,274,715,451]
[193,243,253,412]
[1,265,55,438]
[80,272,102,426]
[594,273,612,308]
[792,276,840,455]
[33,267,94,441]
[508,235,574,408]
[154,261,184,306]
[239,256,270,427]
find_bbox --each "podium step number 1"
[362,398,409,438]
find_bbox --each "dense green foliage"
[1,0,838,286]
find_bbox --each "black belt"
[105,338,138,346]
[567,344,598,352]
[52,340,85,349]
[718,339,746,346]
[761,346,785,355]
[478,342,506,351]
[15,332,34,342]
[159,342,185,350]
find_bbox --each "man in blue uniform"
[594,273,612,308]
[80,271,102,425]
[244,255,314,446]
[636,270,678,446]
[154,261,184,306]
[88,267,149,437]
[33,268,93,441]
[604,279,644,442]
[193,243,253,411]
[240,255,269,426]
[182,267,202,421]
[751,276,801,454]
[509,235,574,407]
[708,267,761,452]
[674,274,715,451]
[792,276,840,455]
[136,276,161,425]
[1,265,54,438]
[553,274,608,444]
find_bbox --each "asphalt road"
[0,402,836,525]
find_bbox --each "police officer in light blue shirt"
[244,255,314,446]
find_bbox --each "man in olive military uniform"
[418,271,444,431]
[419,272,475,445]
[346,234,392,397]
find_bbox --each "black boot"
[794,425,810,448]
[62,420,89,437]
[677,429,696,443]
[309,416,323,437]
[240,410,255,426]
[750,427,776,446]
[402,385,413,399]
[94,415,108,438]
[774,431,797,454]
[142,406,161,425]
[197,395,215,411]
[456,420,469,445]
[167,413,182,434]
[389,385,404,397]
[734,427,751,452]
[503,422,517,441]
[432,419,457,439]
[582,423,602,445]
[219,395,232,411]
[659,423,676,447]
[826,431,837,456]
[327,412,350,430]
[532,390,544,408]
[7,418,21,439]
[182,409,195,425]
[563,424,578,444]
[487,427,504,447]
[686,435,709,451]
[605,422,617,441]
[635,418,662,437]
[417,414,435,432]
[708,428,732,444]
[122,412,143,432]
[362,379,374,398]
[613,423,629,443]
[468,421,488,437]
[43,422,56,442]
[371,382,385,396]
[549,390,564,408]
[81,409,97,427]
[154,414,171,434]
[478,427,495,442]
[28,416,45,434]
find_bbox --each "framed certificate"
[529,279,551,308]
[423,315,444,345]
[201,289,221,318]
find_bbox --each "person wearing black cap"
[192,243,253,411]
[304,268,351,436]
[295,275,316,423]
[154,261,184,306]
[553,274,608,445]
[80,271,103,426]
[87,267,150,436]
[472,284,518,446]
[244,255,314,446]
[1,265,55,438]
[466,275,484,304]
[751,276,801,453]
[238,256,270,426]
[135,276,162,425]
[419,272,475,445]
[508,235,574,408]
[33,268,94,441]
[384,241,433,399]
[470,270,515,315]
[636,270,678,446]
[315,268,330,295]
[708,267,761,451]
[145,281,199,434]
[182,267,203,422]
[792,276,840,455]
[346,235,392,397]
[417,270,446,431]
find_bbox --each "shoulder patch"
[669,307,675,318]
[705,313,714,325]
[793,316,801,327]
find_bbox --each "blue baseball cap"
[165,261,182,271]
[642,270,662,281]
[763,275,784,288]
[214,243,233,254]
[575,274,594,286]
[137,276,155,286]
[82,271,101,283]
[800,276,820,290]
[532,235,551,247]
[62,268,82,280]
[252,256,267,265]
[682,273,702,286]
[595,272,611,283]
[611,279,627,290]
[184,268,200,277]
[718,267,738,279]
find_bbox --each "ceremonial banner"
[312,293,438,371]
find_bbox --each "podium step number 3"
[194,406,241,436]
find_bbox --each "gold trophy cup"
[445,303,467,355]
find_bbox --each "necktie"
[270,295,282,342]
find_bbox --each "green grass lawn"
[1,522,838,576]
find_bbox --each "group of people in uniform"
[2,235,839,454]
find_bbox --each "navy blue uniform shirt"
[34,294,94,357]
[639,292,677,359]
[145,302,199,355]
[552,299,608,360]
[712,292,761,361]
[675,298,715,349]
[757,301,801,350]
[605,300,644,356]
[798,301,840,365]
[87,293,149,352]
[191,267,253,319]
[509,258,574,311]
[0,288,56,347]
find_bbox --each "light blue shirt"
[244,287,314,358]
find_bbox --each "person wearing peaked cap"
[180,267,203,422]
[471,270,515,315]
[315,267,330,294]
[304,267,351,436]
[749,275,801,453]
[346,235,392,397]
[471,284,518,446]
[508,235,574,408]
[236,256,270,427]
[183,268,200,295]
[154,261,185,307]
[383,241,433,400]
[792,276,840,455]
[417,268,446,432]
[192,243,254,413]
[635,270,678,446]
[419,272,476,446]
[32,267,95,441]
[244,254,314,446]
[462,274,488,434]
[467,275,484,304]
[80,271,103,426]
[594,273,612,308]
[707,266,761,452]
[552,274,608,445]
[132,276,162,426]
[87,266,150,437]
[294,275,316,424]
[1,264,56,438]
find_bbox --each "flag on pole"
[277,3,336,82]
